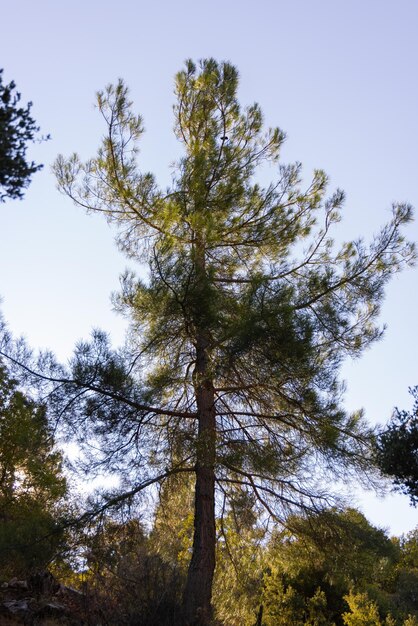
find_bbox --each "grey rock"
[3,599,29,613]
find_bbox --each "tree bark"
[183,329,217,625]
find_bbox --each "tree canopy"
[2,58,414,624]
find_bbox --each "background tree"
[258,510,418,626]
[4,59,413,624]
[389,529,418,620]
[0,69,46,202]
[376,388,418,505]
[81,516,185,626]
[261,509,398,626]
[0,360,67,578]
[149,472,194,572]
[212,491,265,626]
[42,495,418,626]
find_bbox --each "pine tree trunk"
[183,330,217,625]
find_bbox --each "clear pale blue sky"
[1,0,417,535]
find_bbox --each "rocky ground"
[0,571,101,625]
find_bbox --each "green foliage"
[284,509,397,589]
[82,517,185,626]
[388,529,418,620]
[0,69,45,201]
[259,509,400,626]
[149,473,194,570]
[341,594,398,626]
[342,592,382,626]
[261,572,332,625]
[0,362,67,577]
[306,588,332,626]
[262,571,306,625]
[212,510,265,626]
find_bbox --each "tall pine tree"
[13,59,414,624]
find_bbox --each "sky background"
[0,0,417,535]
